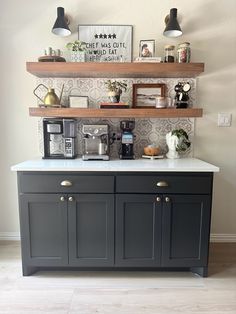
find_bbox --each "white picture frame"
[69,96,89,108]
[78,24,133,62]
[139,39,155,58]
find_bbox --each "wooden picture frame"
[132,83,165,108]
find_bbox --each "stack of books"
[134,57,162,63]
[99,102,129,109]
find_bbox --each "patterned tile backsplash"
[37,77,196,158]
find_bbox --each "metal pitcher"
[33,84,64,107]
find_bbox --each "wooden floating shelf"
[26,62,204,78]
[29,107,203,118]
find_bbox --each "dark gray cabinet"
[68,194,114,267]
[116,194,162,267]
[19,194,68,275]
[17,171,213,277]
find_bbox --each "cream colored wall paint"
[1,0,235,234]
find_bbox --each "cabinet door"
[116,194,162,267]
[68,194,114,266]
[19,194,68,266]
[162,194,211,267]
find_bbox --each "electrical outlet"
[218,113,232,127]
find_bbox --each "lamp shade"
[163,8,182,38]
[52,7,71,37]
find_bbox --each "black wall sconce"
[52,7,71,37]
[163,8,182,38]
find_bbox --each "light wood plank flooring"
[0,241,235,313]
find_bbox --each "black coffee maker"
[43,118,77,159]
[120,120,135,159]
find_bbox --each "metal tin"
[177,42,191,63]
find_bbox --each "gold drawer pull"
[60,180,73,187]
[156,181,169,187]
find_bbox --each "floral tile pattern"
[37,77,196,159]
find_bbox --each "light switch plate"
[218,113,232,127]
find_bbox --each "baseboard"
[0,232,20,241]
[210,234,236,242]
[0,232,236,242]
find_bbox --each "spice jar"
[164,45,175,63]
[177,42,191,63]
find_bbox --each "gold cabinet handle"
[68,196,74,202]
[165,197,171,203]
[156,181,169,187]
[156,197,161,202]
[60,180,73,187]
[60,196,66,202]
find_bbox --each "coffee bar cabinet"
[13,159,219,277]
[18,173,115,275]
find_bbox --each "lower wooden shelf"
[29,107,203,118]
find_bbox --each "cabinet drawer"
[18,173,114,193]
[116,174,212,194]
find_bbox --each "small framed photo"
[69,95,89,108]
[132,83,165,108]
[139,40,155,58]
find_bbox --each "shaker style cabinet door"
[19,194,68,267]
[161,194,211,267]
[115,194,162,267]
[68,194,115,266]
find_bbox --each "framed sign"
[78,24,133,62]
[69,95,89,108]
[132,83,166,108]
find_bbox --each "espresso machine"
[43,118,77,159]
[120,120,135,159]
[82,124,109,160]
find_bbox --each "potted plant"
[66,40,87,62]
[104,80,127,103]
[166,128,191,159]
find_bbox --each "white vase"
[70,51,86,62]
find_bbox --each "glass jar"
[177,42,191,63]
[164,45,175,63]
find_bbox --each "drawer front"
[116,174,212,194]
[19,173,114,193]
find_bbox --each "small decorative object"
[132,83,165,108]
[155,96,168,108]
[139,40,155,58]
[104,80,127,103]
[38,47,65,62]
[69,95,88,108]
[33,84,64,107]
[174,82,191,108]
[66,40,87,62]
[177,42,191,63]
[143,144,160,156]
[166,129,191,159]
[78,24,133,62]
[164,45,175,62]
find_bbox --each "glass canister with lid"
[164,45,175,62]
[177,42,191,63]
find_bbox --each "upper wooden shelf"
[29,107,203,118]
[26,62,204,78]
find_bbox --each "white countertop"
[11,158,219,172]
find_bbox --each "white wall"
[1,0,235,238]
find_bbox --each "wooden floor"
[0,242,235,314]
